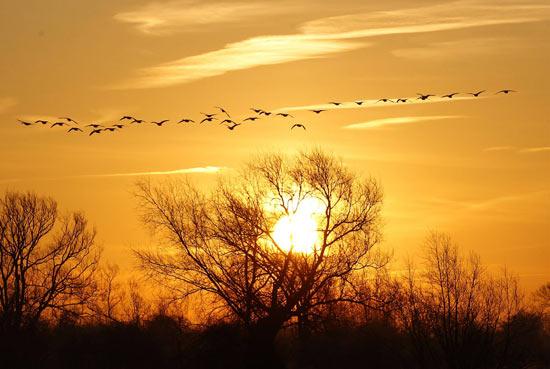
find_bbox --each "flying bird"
[377,98,394,103]
[243,117,260,122]
[86,123,103,128]
[250,108,264,114]
[216,106,231,118]
[120,115,135,121]
[111,124,124,129]
[329,102,342,106]
[131,119,145,124]
[34,119,48,124]
[417,94,435,101]
[259,111,272,116]
[276,113,293,118]
[442,93,460,98]
[310,109,325,114]
[226,123,241,130]
[201,113,217,118]
[151,120,169,126]
[89,129,102,136]
[220,119,235,125]
[67,127,83,133]
[496,89,516,94]
[355,101,364,105]
[468,90,485,97]
[396,98,409,103]
[51,122,68,128]
[291,124,306,130]
[200,117,216,123]
[178,118,194,123]
[59,117,79,125]
[18,120,32,126]
[103,127,117,132]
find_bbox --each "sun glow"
[272,197,324,254]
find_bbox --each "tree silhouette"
[0,191,99,333]
[135,149,385,368]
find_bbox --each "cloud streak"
[115,0,550,89]
[342,115,461,130]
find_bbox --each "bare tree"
[0,191,99,332]
[135,149,385,367]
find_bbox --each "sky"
[0,0,548,292]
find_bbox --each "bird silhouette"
[201,113,217,118]
[86,123,103,128]
[259,111,272,116]
[291,124,306,130]
[417,94,435,100]
[468,90,485,97]
[250,108,264,114]
[377,98,394,103]
[442,93,460,98]
[355,101,364,105]
[216,106,230,118]
[329,102,342,106]
[67,127,83,133]
[496,89,516,94]
[18,120,33,126]
[178,118,194,123]
[51,122,68,128]
[310,109,325,114]
[200,117,216,123]
[243,117,260,122]
[220,119,235,125]
[131,119,145,124]
[226,123,241,130]
[35,119,48,124]
[151,120,169,126]
[276,113,293,118]
[120,115,135,121]
[112,124,124,129]
[103,127,117,132]
[396,98,409,103]
[89,129,102,136]
[59,117,79,125]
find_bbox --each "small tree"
[135,149,385,367]
[0,191,99,332]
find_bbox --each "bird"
[67,127,83,133]
[18,120,32,126]
[355,101,364,105]
[178,118,194,123]
[496,89,516,94]
[131,119,145,124]
[259,111,272,116]
[417,94,435,100]
[151,120,169,126]
[216,106,230,118]
[86,123,103,128]
[250,108,264,114]
[291,124,306,130]
[51,122,68,128]
[59,117,79,125]
[111,124,124,129]
[396,98,409,103]
[89,129,102,136]
[310,109,325,114]
[442,93,460,98]
[103,127,117,132]
[120,115,135,121]
[201,113,217,118]
[276,113,293,118]
[226,123,241,130]
[377,98,394,103]
[468,90,485,97]
[243,117,260,122]
[220,119,235,125]
[200,117,216,123]
[34,119,48,124]
[329,102,342,106]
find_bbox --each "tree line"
[1,150,548,369]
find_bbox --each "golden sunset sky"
[1,0,548,291]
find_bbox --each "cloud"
[0,97,17,113]
[343,116,461,130]
[115,0,550,89]
[483,146,515,152]
[114,1,296,35]
[519,146,550,153]
[483,146,550,153]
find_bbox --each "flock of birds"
[16,89,516,135]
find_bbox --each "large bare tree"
[0,191,99,332]
[135,149,386,366]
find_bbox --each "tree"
[135,149,385,367]
[0,191,99,333]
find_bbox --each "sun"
[272,197,323,254]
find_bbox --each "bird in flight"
[18,119,33,126]
[259,111,272,116]
[151,120,169,126]
[276,113,293,118]
[112,124,124,129]
[201,113,217,118]
[103,127,117,132]
[442,93,460,98]
[178,118,194,123]
[35,119,48,124]
[120,115,135,121]
[468,90,485,97]
[396,98,409,103]
[250,108,264,114]
[89,129,102,136]
[329,102,342,106]
[417,94,435,100]
[220,119,236,125]
[200,117,216,123]
[496,89,516,94]
[377,98,394,103]
[86,123,103,128]
[226,123,241,130]
[355,101,364,105]
[310,109,325,114]
[216,106,230,118]
[67,127,83,133]
[243,117,260,122]
[131,119,145,124]
[51,122,68,128]
[59,117,79,125]
[291,124,306,130]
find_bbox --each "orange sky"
[0,0,548,292]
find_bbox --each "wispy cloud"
[519,146,550,153]
[483,146,550,154]
[115,0,550,89]
[114,1,296,35]
[343,116,461,130]
[0,97,17,113]
[483,146,515,152]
